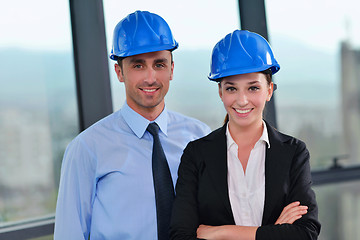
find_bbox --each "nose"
[144,68,156,85]
[237,91,248,107]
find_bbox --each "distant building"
[341,41,360,164]
[0,107,55,221]
[0,108,54,189]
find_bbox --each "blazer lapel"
[199,122,296,225]
[262,123,294,225]
[202,125,234,221]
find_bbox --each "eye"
[249,86,260,91]
[155,63,165,68]
[225,86,236,92]
[133,64,143,69]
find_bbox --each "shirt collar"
[226,120,270,150]
[120,102,168,138]
[261,121,270,148]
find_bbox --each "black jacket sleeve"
[170,142,200,240]
[256,140,321,240]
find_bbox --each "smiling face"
[219,72,274,131]
[115,50,174,120]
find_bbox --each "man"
[54,10,210,240]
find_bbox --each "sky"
[0,0,72,51]
[1,0,359,52]
[266,0,360,51]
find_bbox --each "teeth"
[142,89,156,92]
[235,109,251,114]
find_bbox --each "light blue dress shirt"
[54,102,211,240]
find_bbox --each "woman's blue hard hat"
[110,10,179,60]
[208,30,280,81]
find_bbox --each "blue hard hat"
[208,30,280,81]
[110,10,179,60]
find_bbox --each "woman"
[170,30,321,240]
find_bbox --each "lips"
[140,87,159,93]
[141,88,157,92]
[234,108,252,114]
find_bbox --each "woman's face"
[219,72,273,130]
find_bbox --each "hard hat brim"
[208,64,280,82]
[110,43,178,60]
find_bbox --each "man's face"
[115,50,174,120]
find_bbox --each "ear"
[218,82,223,101]
[169,61,174,81]
[267,82,274,101]
[115,63,124,82]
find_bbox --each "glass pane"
[0,0,78,224]
[103,0,240,129]
[314,181,360,240]
[266,0,360,169]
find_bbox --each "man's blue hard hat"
[208,30,280,81]
[109,10,179,60]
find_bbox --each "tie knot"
[147,122,160,136]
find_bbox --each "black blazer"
[170,122,321,240]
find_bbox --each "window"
[0,0,77,227]
[266,0,360,239]
[103,0,240,130]
[314,181,360,239]
[266,0,360,169]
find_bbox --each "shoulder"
[167,110,209,127]
[196,126,225,142]
[266,123,310,171]
[184,125,225,150]
[67,110,126,151]
[77,111,117,137]
[266,122,307,150]
[167,110,211,135]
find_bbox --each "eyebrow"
[128,58,169,64]
[223,81,235,86]
[247,80,261,85]
[154,58,169,64]
[129,58,145,64]
[223,80,261,85]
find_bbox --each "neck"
[228,119,263,146]
[128,102,165,121]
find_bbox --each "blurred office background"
[0,0,359,239]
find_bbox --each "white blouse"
[226,122,269,226]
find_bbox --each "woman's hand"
[197,225,219,239]
[195,202,308,239]
[197,224,257,240]
[275,201,308,225]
